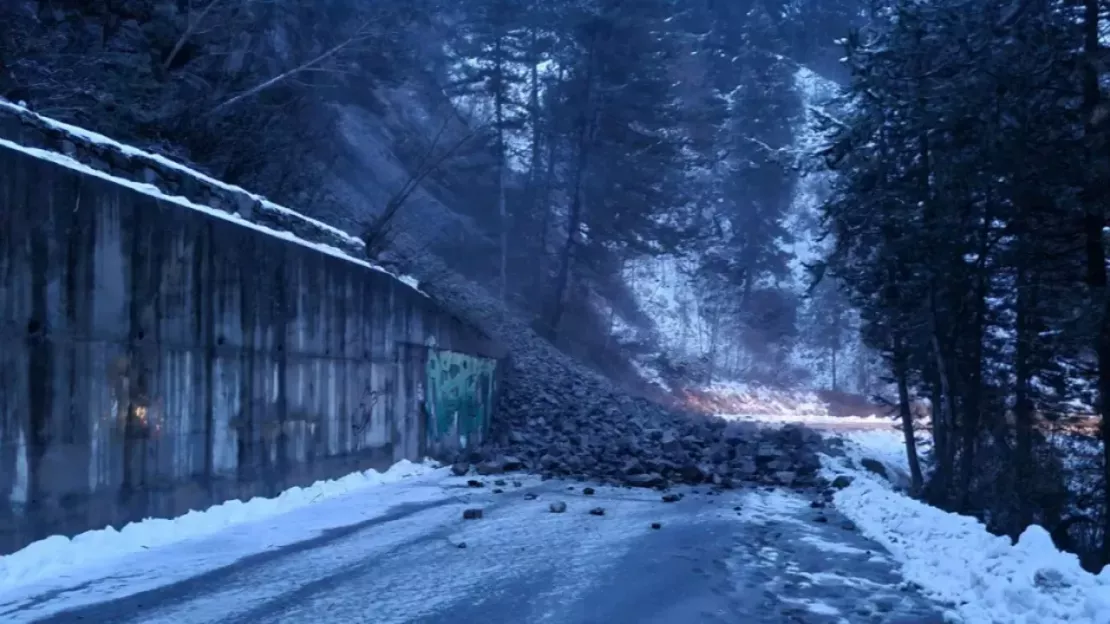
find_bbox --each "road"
[0,476,946,624]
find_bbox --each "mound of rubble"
[476,371,825,489]
[390,238,826,490]
[471,339,826,490]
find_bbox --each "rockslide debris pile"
[391,235,825,490]
[473,342,823,489]
[479,381,824,489]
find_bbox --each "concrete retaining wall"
[0,103,502,555]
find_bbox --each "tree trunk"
[548,43,597,340]
[1014,246,1035,531]
[894,342,924,494]
[957,272,989,513]
[1099,301,1110,564]
[525,25,543,294]
[548,185,583,340]
[494,31,508,301]
[706,313,719,386]
[533,70,562,305]
[928,306,955,505]
[1079,0,1110,565]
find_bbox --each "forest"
[822,0,1110,571]
[1,0,1108,572]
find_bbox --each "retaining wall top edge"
[0,98,426,299]
[0,135,413,282]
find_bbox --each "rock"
[661,493,681,503]
[796,454,822,474]
[467,479,484,488]
[651,522,662,529]
[524,493,538,500]
[832,475,854,490]
[766,457,794,472]
[588,507,605,516]
[678,464,706,484]
[494,479,507,486]
[810,500,826,509]
[814,514,828,523]
[583,487,596,495]
[475,461,503,476]
[451,463,470,477]
[772,471,797,486]
[860,458,888,479]
[492,488,504,494]
[501,456,525,471]
[625,473,666,489]
[755,444,780,462]
[621,458,646,476]
[462,508,483,520]
[732,458,758,477]
[456,541,468,549]
[714,474,735,489]
[1033,568,1070,590]
[549,501,567,513]
[871,596,898,613]
[841,520,857,531]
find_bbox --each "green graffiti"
[425,349,497,450]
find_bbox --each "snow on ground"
[0,459,443,598]
[722,412,889,426]
[823,430,1110,624]
[708,381,834,416]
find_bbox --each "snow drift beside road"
[0,459,442,594]
[823,433,1110,624]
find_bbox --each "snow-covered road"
[0,475,945,624]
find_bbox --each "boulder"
[860,458,888,479]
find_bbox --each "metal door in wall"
[422,347,498,459]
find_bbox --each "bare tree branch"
[162,0,224,73]
[209,23,371,116]
[362,113,490,259]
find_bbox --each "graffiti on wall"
[424,349,496,450]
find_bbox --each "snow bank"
[0,459,443,593]
[836,428,918,473]
[822,438,1110,624]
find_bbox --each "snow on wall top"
[0,98,423,296]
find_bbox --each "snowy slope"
[624,68,877,394]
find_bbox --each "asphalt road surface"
[1,478,947,624]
